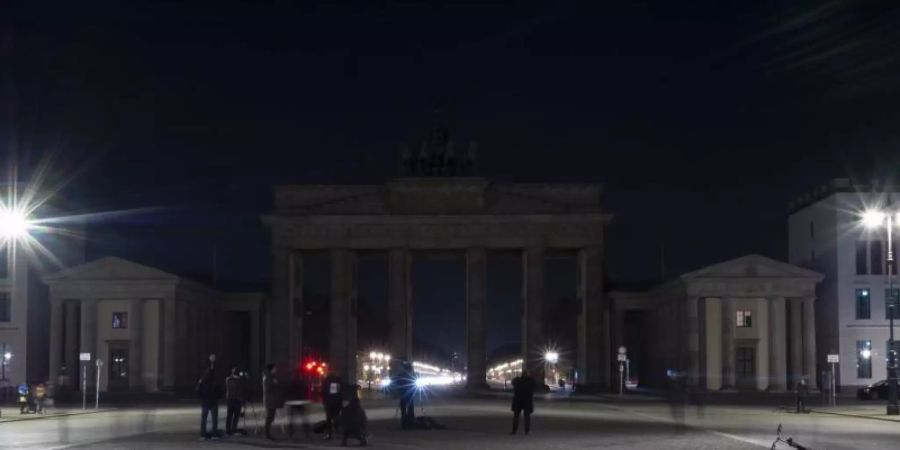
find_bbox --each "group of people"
[14,382,47,415]
[195,355,248,440]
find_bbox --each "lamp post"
[862,208,900,415]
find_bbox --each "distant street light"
[861,207,900,415]
[544,351,559,364]
[0,207,32,239]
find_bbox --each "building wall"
[790,190,899,388]
[142,299,160,392]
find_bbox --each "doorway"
[735,346,756,390]
[108,345,130,391]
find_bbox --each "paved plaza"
[2,393,900,449]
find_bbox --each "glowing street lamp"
[544,351,559,364]
[861,207,900,415]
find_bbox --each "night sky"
[5,1,900,360]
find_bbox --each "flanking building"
[611,255,823,391]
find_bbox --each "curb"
[810,409,900,423]
[0,408,114,424]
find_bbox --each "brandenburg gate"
[264,175,611,390]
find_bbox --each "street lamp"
[544,351,559,364]
[862,207,900,415]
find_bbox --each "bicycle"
[770,424,810,450]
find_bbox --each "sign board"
[617,354,627,362]
[79,353,91,362]
[618,346,627,355]
[827,354,839,363]
[96,358,104,367]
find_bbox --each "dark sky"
[5,0,900,358]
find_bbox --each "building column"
[48,297,63,394]
[466,247,488,390]
[129,299,143,391]
[522,247,545,383]
[269,249,291,369]
[330,249,358,381]
[162,295,177,390]
[685,297,700,387]
[289,253,303,375]
[64,301,79,388]
[79,299,97,390]
[577,245,608,390]
[803,296,818,390]
[389,248,413,367]
[789,298,804,388]
[720,297,736,390]
[768,297,787,391]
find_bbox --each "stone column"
[803,297,818,390]
[685,297,700,387]
[577,246,607,390]
[48,297,63,394]
[768,297,787,391]
[789,298,804,388]
[720,297,736,389]
[330,249,358,381]
[269,249,291,369]
[80,299,97,390]
[129,299,143,391]
[162,295,177,390]
[522,247,545,383]
[389,249,413,366]
[466,247,487,390]
[289,253,304,374]
[64,301,79,387]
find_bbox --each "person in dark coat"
[510,369,535,435]
[197,356,223,440]
[262,363,281,441]
[340,394,368,446]
[224,367,245,436]
[322,373,344,439]
[395,361,416,429]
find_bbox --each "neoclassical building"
[42,257,263,392]
[611,255,823,391]
[263,177,612,390]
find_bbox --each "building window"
[871,240,884,275]
[856,241,868,275]
[0,292,9,322]
[887,289,900,320]
[856,288,871,319]
[111,312,128,329]
[0,343,8,380]
[736,310,752,327]
[892,242,899,275]
[857,340,873,379]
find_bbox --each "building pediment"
[43,256,178,283]
[680,254,823,281]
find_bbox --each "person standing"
[510,369,535,435]
[18,383,30,414]
[197,356,222,440]
[396,361,416,429]
[34,383,47,414]
[322,372,343,440]
[262,363,280,441]
[340,394,368,446]
[224,368,245,436]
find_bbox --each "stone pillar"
[685,297,700,387]
[162,295,177,390]
[80,299,97,390]
[289,253,303,374]
[389,249,413,366]
[720,297,736,390]
[768,297,787,391]
[129,299,143,391]
[330,249,358,381]
[522,247,545,383]
[577,246,607,390]
[803,297,818,390]
[64,301,79,387]
[466,247,487,390]
[269,249,291,369]
[48,297,63,394]
[789,298,804,388]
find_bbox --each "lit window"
[857,340,873,379]
[856,289,871,319]
[736,310,752,327]
[112,312,128,329]
[0,292,9,322]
